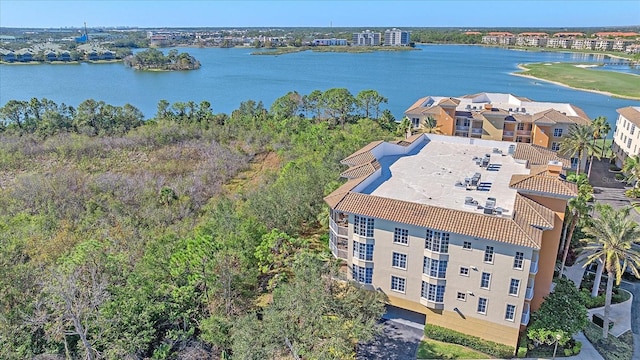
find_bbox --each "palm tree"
[559,195,592,278]
[559,124,595,176]
[579,204,640,339]
[587,117,608,178]
[592,117,612,158]
[421,116,442,134]
[622,155,640,188]
[397,116,412,139]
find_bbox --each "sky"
[1,0,639,29]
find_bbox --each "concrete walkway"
[564,260,633,337]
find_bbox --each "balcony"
[517,130,532,136]
[330,218,349,237]
[521,304,531,325]
[455,126,470,132]
[471,128,483,135]
[502,131,515,138]
[529,259,539,275]
[525,286,534,300]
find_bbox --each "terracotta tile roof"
[617,107,640,128]
[323,178,365,208]
[405,96,430,113]
[438,98,460,107]
[513,144,572,168]
[509,173,578,198]
[569,105,590,121]
[531,109,572,124]
[335,192,542,248]
[514,194,555,229]
[513,114,534,123]
[567,116,591,126]
[341,140,383,166]
[340,161,381,179]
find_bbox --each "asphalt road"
[357,319,423,360]
[621,281,640,359]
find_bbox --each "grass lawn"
[516,63,640,100]
[417,338,488,359]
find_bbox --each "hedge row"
[424,324,515,358]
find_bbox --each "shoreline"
[512,64,640,101]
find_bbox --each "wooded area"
[0,89,394,359]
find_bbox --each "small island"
[124,48,201,71]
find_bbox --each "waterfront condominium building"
[404,92,591,169]
[325,133,577,349]
[383,28,410,46]
[352,30,382,46]
[612,106,640,167]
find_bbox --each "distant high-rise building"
[352,30,382,46]
[384,28,410,46]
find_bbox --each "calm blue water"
[1,45,638,127]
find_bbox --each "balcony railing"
[517,130,532,136]
[456,126,470,131]
[471,128,483,135]
[521,304,531,325]
[503,131,515,137]
[525,286,534,300]
[529,259,539,274]
[330,218,349,237]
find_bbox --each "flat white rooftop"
[361,135,530,216]
[425,93,579,116]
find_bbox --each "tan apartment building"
[404,93,591,170]
[325,134,577,350]
[612,106,640,167]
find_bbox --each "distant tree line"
[0,98,144,136]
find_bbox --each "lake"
[1,45,638,126]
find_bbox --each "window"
[551,142,560,151]
[477,298,488,314]
[505,304,516,321]
[391,276,406,293]
[424,257,448,278]
[353,241,374,261]
[457,292,467,301]
[352,265,373,284]
[553,128,563,137]
[392,252,407,270]
[421,281,445,303]
[480,272,491,289]
[463,241,472,250]
[425,230,449,253]
[484,246,494,263]
[394,228,409,245]
[517,123,525,130]
[631,124,636,135]
[509,279,520,296]
[628,138,632,149]
[354,215,374,237]
[411,117,420,129]
[514,252,524,269]
[459,266,469,276]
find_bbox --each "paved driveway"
[589,159,640,223]
[621,281,640,359]
[357,319,423,360]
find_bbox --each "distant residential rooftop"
[362,135,529,216]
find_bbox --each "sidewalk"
[564,260,634,337]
